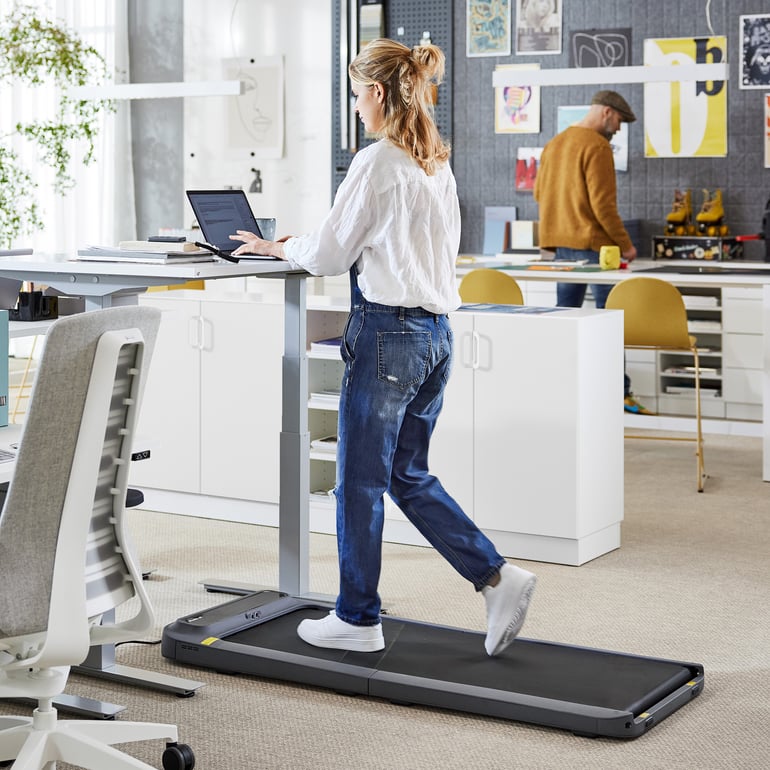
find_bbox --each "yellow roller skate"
[666,189,694,235]
[696,189,729,237]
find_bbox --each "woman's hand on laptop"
[230,230,287,259]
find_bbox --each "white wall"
[183,0,332,239]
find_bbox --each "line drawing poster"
[570,28,631,68]
[225,56,284,158]
[643,36,727,158]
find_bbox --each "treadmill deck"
[162,590,704,739]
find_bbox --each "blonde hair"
[349,38,450,175]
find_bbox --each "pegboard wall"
[332,0,453,197]
[452,0,770,258]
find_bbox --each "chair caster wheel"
[163,741,195,770]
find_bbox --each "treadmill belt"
[162,592,704,739]
[227,608,692,716]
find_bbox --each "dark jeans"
[554,247,630,397]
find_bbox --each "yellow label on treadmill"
[201,637,220,646]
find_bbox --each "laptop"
[186,189,279,261]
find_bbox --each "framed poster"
[494,64,540,133]
[740,14,770,89]
[765,94,770,168]
[643,36,727,158]
[515,147,543,191]
[515,0,562,55]
[225,56,284,158]
[467,0,511,57]
[569,28,631,68]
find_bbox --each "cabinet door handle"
[198,316,208,350]
[189,316,205,350]
[471,330,480,370]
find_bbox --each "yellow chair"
[606,277,706,492]
[459,268,524,305]
[147,279,205,292]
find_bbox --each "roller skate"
[665,188,695,235]
[696,189,729,236]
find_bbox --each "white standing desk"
[0,253,292,310]
[0,253,311,590]
[0,254,311,717]
[472,259,770,482]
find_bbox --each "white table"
[0,252,294,310]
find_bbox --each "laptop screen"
[187,190,263,253]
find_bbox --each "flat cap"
[591,90,636,122]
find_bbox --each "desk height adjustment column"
[280,272,310,595]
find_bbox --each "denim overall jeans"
[334,270,505,626]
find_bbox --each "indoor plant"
[0,3,111,247]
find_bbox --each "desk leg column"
[280,273,310,595]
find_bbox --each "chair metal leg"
[693,345,706,492]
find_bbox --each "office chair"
[0,307,194,769]
[605,277,706,492]
[459,268,524,305]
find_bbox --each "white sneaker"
[482,563,537,656]
[297,610,385,652]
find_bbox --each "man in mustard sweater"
[534,89,651,415]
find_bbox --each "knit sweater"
[533,125,632,253]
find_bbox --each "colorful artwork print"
[467,0,511,57]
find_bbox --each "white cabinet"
[435,307,624,566]
[654,286,764,421]
[306,303,624,564]
[131,293,624,565]
[131,292,283,505]
[722,287,764,421]
[657,287,724,418]
[131,295,200,493]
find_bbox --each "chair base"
[0,706,192,770]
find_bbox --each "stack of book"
[310,435,338,454]
[309,390,341,408]
[74,240,215,264]
[309,336,343,356]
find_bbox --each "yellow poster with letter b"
[644,36,727,157]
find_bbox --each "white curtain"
[0,0,134,254]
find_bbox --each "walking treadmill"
[161,590,704,739]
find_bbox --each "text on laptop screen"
[187,190,262,252]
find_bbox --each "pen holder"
[10,291,59,322]
[599,245,621,270]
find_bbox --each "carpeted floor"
[1,433,767,769]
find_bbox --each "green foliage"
[0,3,113,247]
